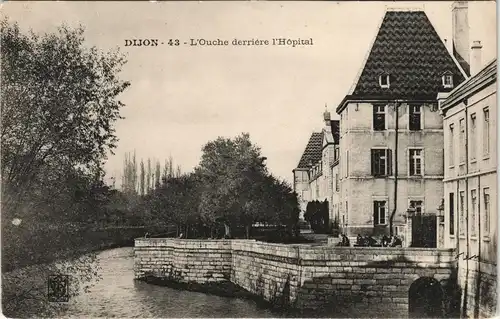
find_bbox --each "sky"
[3,1,497,186]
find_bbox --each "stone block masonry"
[134,238,457,317]
[134,238,237,283]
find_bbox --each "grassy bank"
[1,223,147,272]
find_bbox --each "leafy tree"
[145,173,201,237]
[146,158,151,194]
[155,160,161,188]
[139,159,145,196]
[196,133,267,238]
[1,19,129,315]
[1,20,129,214]
[304,200,329,233]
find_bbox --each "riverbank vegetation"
[125,133,304,243]
[1,18,133,315]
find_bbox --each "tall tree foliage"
[139,159,145,196]
[196,133,269,238]
[146,158,151,194]
[1,19,129,315]
[304,200,330,234]
[1,20,129,215]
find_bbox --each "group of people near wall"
[336,234,403,247]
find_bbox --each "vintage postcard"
[1,1,497,318]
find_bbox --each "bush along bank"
[2,226,147,272]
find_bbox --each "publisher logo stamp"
[48,275,69,302]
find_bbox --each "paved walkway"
[299,231,330,245]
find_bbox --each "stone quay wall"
[459,259,497,318]
[134,238,456,316]
[134,238,237,283]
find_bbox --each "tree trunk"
[245,224,251,239]
[176,224,179,237]
[224,223,231,238]
[185,224,189,239]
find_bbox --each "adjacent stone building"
[293,111,339,222]
[440,57,497,318]
[334,9,466,244]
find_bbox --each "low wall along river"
[134,238,458,317]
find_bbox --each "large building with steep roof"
[335,8,467,245]
[293,111,340,221]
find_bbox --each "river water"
[53,247,275,318]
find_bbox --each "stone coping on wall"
[134,238,456,265]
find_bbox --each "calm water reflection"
[61,247,276,318]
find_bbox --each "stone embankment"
[134,238,457,317]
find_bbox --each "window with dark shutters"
[449,193,454,235]
[387,149,393,175]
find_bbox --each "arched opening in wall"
[408,277,444,318]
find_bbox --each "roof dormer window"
[442,72,454,89]
[379,73,390,88]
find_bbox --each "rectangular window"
[459,119,465,164]
[335,174,339,192]
[345,151,349,178]
[373,104,386,131]
[459,191,465,236]
[483,108,490,156]
[449,124,455,166]
[345,201,348,226]
[315,184,319,198]
[471,189,477,236]
[483,188,490,237]
[470,113,477,161]
[409,149,423,176]
[410,200,423,215]
[373,201,387,225]
[443,74,454,88]
[371,149,392,177]
[449,193,455,235]
[409,105,422,131]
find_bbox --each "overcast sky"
[3,1,497,186]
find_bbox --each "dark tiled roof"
[330,120,340,144]
[441,58,497,110]
[296,132,323,169]
[337,10,466,113]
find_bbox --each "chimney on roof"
[470,40,483,76]
[323,105,331,130]
[452,1,470,76]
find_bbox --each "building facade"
[335,9,466,244]
[293,111,339,222]
[440,58,497,318]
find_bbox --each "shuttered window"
[449,193,455,235]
